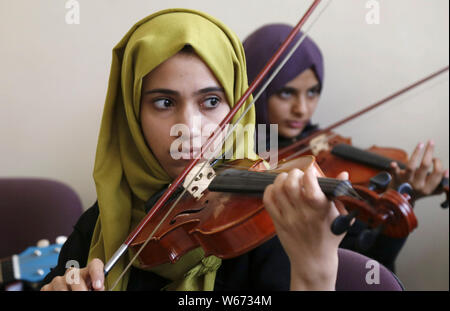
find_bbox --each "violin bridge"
[182,162,216,199]
[309,134,330,156]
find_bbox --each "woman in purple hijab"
[244,23,449,276]
[244,24,323,149]
[243,24,408,273]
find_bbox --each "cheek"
[141,114,172,157]
[307,100,319,117]
[267,98,288,123]
[203,105,230,126]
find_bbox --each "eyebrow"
[143,88,178,96]
[277,86,298,94]
[278,83,321,93]
[194,87,225,95]
[308,83,321,91]
[143,87,225,96]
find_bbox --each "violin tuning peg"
[36,239,50,247]
[440,199,449,209]
[56,236,67,245]
[331,210,358,235]
[368,172,392,191]
[357,226,383,251]
[396,182,413,198]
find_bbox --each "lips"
[285,120,306,129]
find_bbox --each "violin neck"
[331,143,406,170]
[331,143,449,196]
[208,169,354,199]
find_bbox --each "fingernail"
[418,142,424,149]
[445,170,449,178]
[429,139,434,146]
[95,280,102,289]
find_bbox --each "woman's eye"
[307,90,318,98]
[153,98,173,109]
[307,86,321,98]
[277,89,294,100]
[203,96,221,109]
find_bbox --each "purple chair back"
[0,178,83,258]
[336,248,404,290]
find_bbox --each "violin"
[130,156,417,269]
[104,0,326,282]
[278,132,449,208]
[102,0,428,288]
[276,67,450,208]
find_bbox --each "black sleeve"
[248,236,290,290]
[339,219,407,272]
[214,236,290,290]
[39,202,99,288]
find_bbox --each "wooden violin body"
[131,156,416,269]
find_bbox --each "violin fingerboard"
[331,144,406,170]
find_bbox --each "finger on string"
[263,184,282,221]
[283,168,304,208]
[301,166,328,209]
[389,161,403,180]
[272,172,294,215]
[406,142,425,176]
[414,140,434,183]
[424,158,445,194]
[336,171,349,181]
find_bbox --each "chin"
[280,128,302,139]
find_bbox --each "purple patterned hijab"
[243,24,324,129]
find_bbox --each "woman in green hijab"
[40,8,348,291]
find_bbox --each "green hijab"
[88,8,258,291]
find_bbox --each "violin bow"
[278,65,450,161]
[104,0,331,290]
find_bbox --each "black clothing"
[278,122,320,149]
[41,201,291,290]
[41,195,405,291]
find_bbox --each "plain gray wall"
[0,0,448,290]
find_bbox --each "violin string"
[212,0,333,163]
[109,163,208,291]
[280,132,338,162]
[211,169,351,194]
[108,1,333,290]
[337,74,449,140]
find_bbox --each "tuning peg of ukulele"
[36,239,50,247]
[368,172,392,191]
[331,210,359,235]
[56,236,67,245]
[357,225,384,251]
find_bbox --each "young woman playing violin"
[40,9,404,291]
[243,23,449,272]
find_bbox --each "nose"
[291,94,308,116]
[178,103,202,146]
